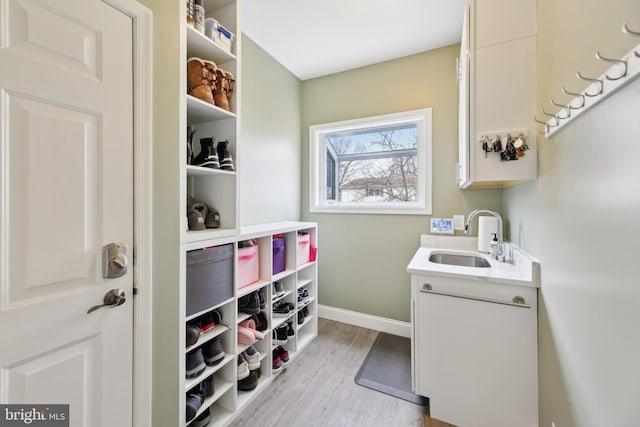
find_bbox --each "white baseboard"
[318,304,411,338]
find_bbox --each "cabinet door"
[415,285,538,427]
[457,1,471,187]
[470,36,537,184]
[473,0,536,49]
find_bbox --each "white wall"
[504,1,640,425]
[240,35,302,225]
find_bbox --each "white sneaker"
[237,355,250,380]
[242,346,261,370]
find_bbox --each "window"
[309,108,432,214]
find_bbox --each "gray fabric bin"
[186,244,233,316]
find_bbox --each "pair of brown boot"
[187,57,235,111]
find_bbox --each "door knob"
[87,288,126,314]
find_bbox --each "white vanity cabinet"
[411,273,538,427]
[457,0,537,188]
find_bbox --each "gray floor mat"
[354,332,428,406]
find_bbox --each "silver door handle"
[420,283,530,309]
[87,288,126,314]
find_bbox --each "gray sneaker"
[187,196,207,231]
[186,348,206,378]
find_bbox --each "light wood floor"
[229,318,454,427]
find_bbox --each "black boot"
[186,126,195,165]
[217,140,234,171]
[192,137,220,169]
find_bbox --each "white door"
[0,0,134,426]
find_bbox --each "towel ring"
[562,86,586,109]
[577,71,604,96]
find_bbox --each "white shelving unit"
[181,222,318,426]
[183,0,240,242]
[178,3,317,426]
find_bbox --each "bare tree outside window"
[326,127,418,203]
[309,108,432,215]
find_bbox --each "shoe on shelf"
[258,288,266,310]
[298,287,310,302]
[273,281,285,298]
[192,137,220,169]
[205,205,220,229]
[198,309,222,333]
[272,359,283,374]
[186,348,206,379]
[297,309,304,325]
[187,126,195,165]
[251,312,268,332]
[239,319,265,340]
[242,346,261,370]
[203,337,224,366]
[187,57,214,104]
[272,325,288,345]
[200,375,215,398]
[192,407,211,427]
[237,355,250,381]
[186,322,200,347]
[237,326,257,346]
[238,292,260,314]
[272,300,291,317]
[186,196,207,231]
[237,370,259,391]
[273,345,290,367]
[303,306,309,317]
[185,390,203,423]
[286,321,295,337]
[216,139,234,171]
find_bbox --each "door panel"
[0,1,134,426]
[7,93,99,299]
[6,337,99,426]
[5,0,100,78]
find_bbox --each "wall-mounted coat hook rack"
[537,22,640,138]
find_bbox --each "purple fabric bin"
[272,237,286,274]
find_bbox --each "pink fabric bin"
[297,233,311,267]
[237,245,259,289]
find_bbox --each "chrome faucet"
[464,209,505,262]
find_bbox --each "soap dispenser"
[489,233,498,259]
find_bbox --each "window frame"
[309,108,432,215]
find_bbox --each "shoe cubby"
[180,221,317,426]
[186,361,235,427]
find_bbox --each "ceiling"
[242,0,465,81]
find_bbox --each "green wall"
[240,35,302,225]
[301,45,503,322]
[504,1,640,425]
[137,1,182,426]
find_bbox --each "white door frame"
[101,1,153,426]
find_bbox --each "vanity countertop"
[407,235,540,288]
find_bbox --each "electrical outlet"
[453,214,465,230]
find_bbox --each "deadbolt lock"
[102,242,129,279]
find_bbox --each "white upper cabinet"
[458,0,537,189]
